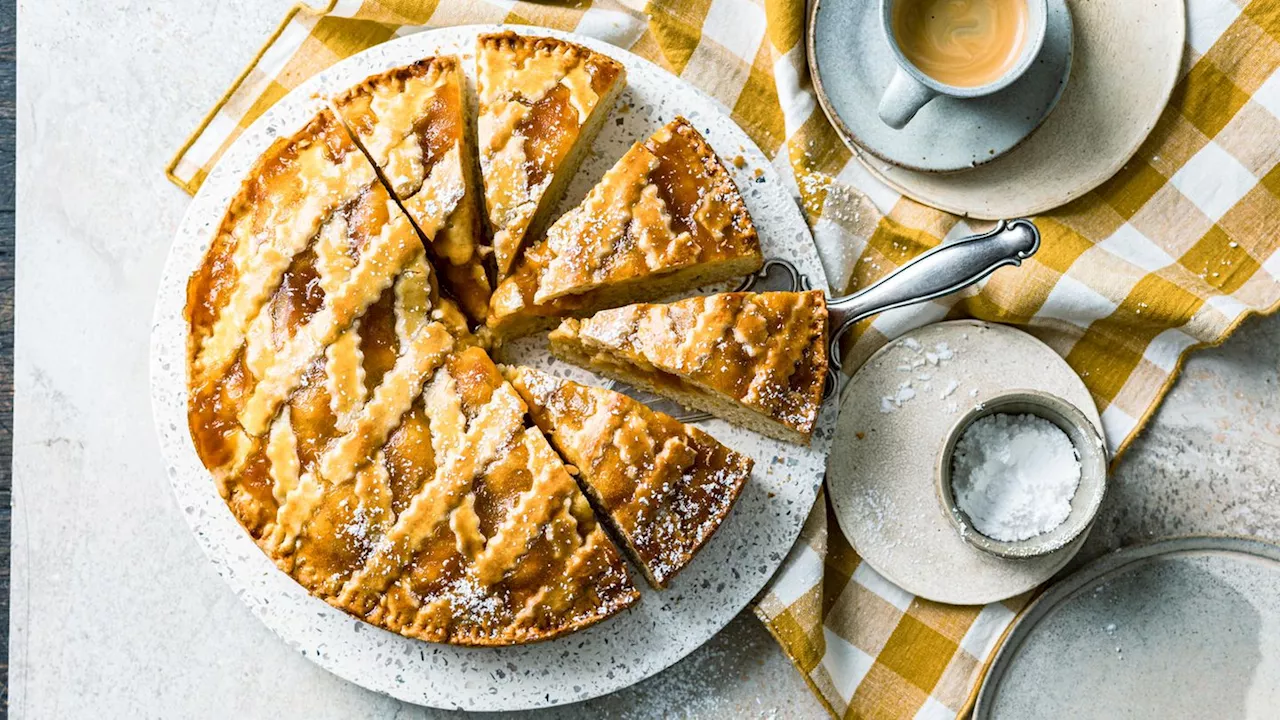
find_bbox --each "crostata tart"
[333,57,491,324]
[186,109,638,646]
[476,32,626,278]
[487,117,765,339]
[183,37,795,647]
[548,291,830,444]
[505,367,753,588]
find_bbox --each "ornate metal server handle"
[825,218,1040,373]
[613,219,1041,422]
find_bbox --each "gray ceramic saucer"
[807,0,1072,173]
[977,536,1280,718]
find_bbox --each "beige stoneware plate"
[826,320,1103,605]
[809,0,1185,218]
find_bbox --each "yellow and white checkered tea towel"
[167,1,1280,717]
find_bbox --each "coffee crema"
[891,0,1029,88]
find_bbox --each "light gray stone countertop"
[12,1,1280,718]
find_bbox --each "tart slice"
[333,57,491,323]
[548,291,830,445]
[476,32,626,278]
[487,117,765,340]
[505,366,753,588]
[186,109,637,645]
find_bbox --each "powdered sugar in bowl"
[935,390,1108,559]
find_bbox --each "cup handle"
[877,67,936,129]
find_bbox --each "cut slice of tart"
[505,366,753,588]
[476,32,626,278]
[548,290,830,445]
[185,109,637,645]
[486,117,765,340]
[332,56,491,323]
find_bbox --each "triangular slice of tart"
[185,109,637,645]
[332,56,491,323]
[548,290,830,445]
[486,117,765,340]
[476,32,626,278]
[505,366,753,589]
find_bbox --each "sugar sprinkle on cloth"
[167,1,1280,717]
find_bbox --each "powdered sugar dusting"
[880,336,973,412]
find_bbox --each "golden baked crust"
[476,32,626,278]
[548,291,829,444]
[185,109,638,646]
[487,117,765,340]
[333,57,492,323]
[505,367,753,588]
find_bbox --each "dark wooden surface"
[1,0,17,712]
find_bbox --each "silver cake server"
[611,218,1041,422]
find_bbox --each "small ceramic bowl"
[936,390,1108,559]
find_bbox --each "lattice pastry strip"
[335,359,528,612]
[187,108,408,524]
[314,211,366,430]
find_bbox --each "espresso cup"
[877,0,1048,129]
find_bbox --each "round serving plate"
[976,536,1280,718]
[149,25,836,712]
[826,320,1102,605]
[810,0,1185,219]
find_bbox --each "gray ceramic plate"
[976,536,1280,718]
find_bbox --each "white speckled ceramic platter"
[976,536,1280,718]
[149,26,834,712]
[826,320,1101,605]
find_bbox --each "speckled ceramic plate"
[976,536,1280,718]
[149,26,835,712]
[826,320,1102,604]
